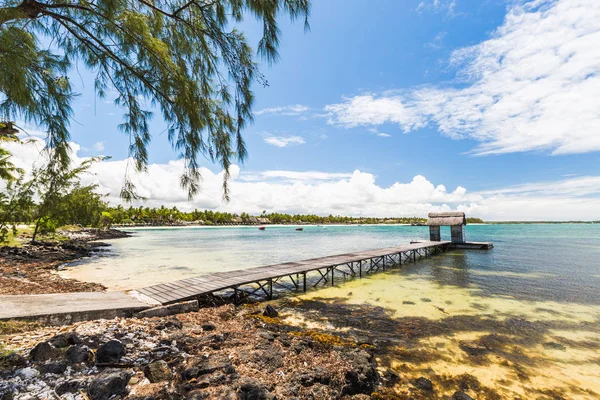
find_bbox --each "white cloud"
[327,0,600,155]
[263,135,306,148]
[255,104,309,116]
[416,0,458,16]
[4,140,600,220]
[94,142,105,152]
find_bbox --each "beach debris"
[433,305,449,315]
[543,342,567,351]
[263,305,279,318]
[402,300,416,305]
[420,298,432,302]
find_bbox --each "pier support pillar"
[429,226,441,241]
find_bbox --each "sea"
[60,224,600,398]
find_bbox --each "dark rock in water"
[420,298,432,303]
[543,342,567,351]
[96,340,125,364]
[49,332,82,348]
[238,379,272,400]
[453,391,474,400]
[66,344,92,364]
[55,380,83,395]
[0,352,27,369]
[201,322,216,331]
[402,301,416,305]
[29,342,56,362]
[459,341,489,356]
[341,349,379,395]
[381,369,401,387]
[413,377,434,391]
[87,370,131,400]
[263,305,278,318]
[144,360,173,382]
[39,360,67,374]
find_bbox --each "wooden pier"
[134,241,453,305]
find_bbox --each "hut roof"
[426,212,466,226]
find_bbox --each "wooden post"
[303,273,306,292]
[359,260,362,278]
[268,279,273,300]
[234,287,239,305]
[331,267,334,286]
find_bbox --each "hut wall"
[429,226,441,242]
[451,225,466,243]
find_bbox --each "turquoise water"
[62,224,600,397]
[62,224,600,304]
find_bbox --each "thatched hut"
[426,212,466,243]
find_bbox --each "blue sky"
[11,0,600,219]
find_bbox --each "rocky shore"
[0,229,131,295]
[0,304,383,400]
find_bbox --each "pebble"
[16,367,40,380]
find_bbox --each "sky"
[7,0,600,220]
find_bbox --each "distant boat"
[296,227,304,231]
[258,226,266,230]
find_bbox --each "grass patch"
[0,320,40,335]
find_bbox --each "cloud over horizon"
[4,139,600,221]
[326,0,600,155]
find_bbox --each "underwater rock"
[263,305,278,318]
[459,341,489,356]
[413,376,434,391]
[453,391,474,400]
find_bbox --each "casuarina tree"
[0,0,310,199]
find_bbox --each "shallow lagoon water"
[62,224,600,398]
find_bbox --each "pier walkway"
[133,240,453,305]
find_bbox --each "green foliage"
[0,173,35,241]
[466,217,484,223]
[100,211,114,228]
[102,207,444,226]
[30,155,107,241]
[0,0,310,200]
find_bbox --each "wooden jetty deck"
[134,240,453,305]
